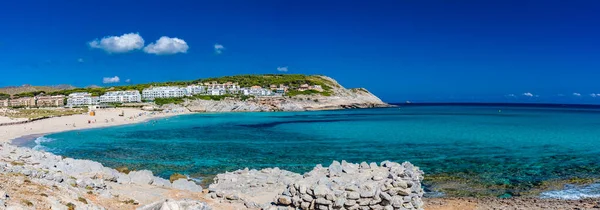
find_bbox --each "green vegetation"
[195,74,334,90]
[0,93,10,100]
[9,74,338,100]
[66,202,76,210]
[187,94,231,101]
[78,197,88,204]
[14,91,45,98]
[122,199,139,205]
[287,89,331,97]
[170,173,187,183]
[22,199,34,207]
[154,97,185,105]
[115,166,131,174]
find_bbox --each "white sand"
[0,108,190,143]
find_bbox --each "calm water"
[22,105,600,198]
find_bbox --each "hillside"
[0,85,75,96]
[3,74,340,97]
[184,75,390,112]
[1,75,390,111]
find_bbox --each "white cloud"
[522,92,533,97]
[591,93,599,98]
[143,36,189,55]
[505,94,516,97]
[103,76,120,84]
[573,93,581,97]
[89,33,144,53]
[125,79,131,83]
[214,43,225,54]
[77,58,84,63]
[277,66,289,72]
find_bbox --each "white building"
[185,85,205,95]
[67,92,99,107]
[99,91,141,103]
[209,88,226,96]
[245,86,272,96]
[142,86,188,100]
[203,82,240,95]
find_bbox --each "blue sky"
[1,0,599,103]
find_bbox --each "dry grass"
[2,108,87,119]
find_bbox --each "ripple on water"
[31,106,600,198]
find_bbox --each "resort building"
[245,86,272,96]
[8,97,36,107]
[99,91,142,103]
[185,85,206,95]
[298,84,324,92]
[209,88,226,96]
[298,84,310,91]
[36,95,66,107]
[311,85,323,92]
[142,86,187,100]
[204,81,240,95]
[67,92,99,107]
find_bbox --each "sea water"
[21,105,600,198]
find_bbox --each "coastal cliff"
[183,76,390,112]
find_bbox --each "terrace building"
[204,81,240,95]
[142,87,187,100]
[8,97,36,107]
[246,86,272,96]
[185,85,206,95]
[36,95,66,107]
[99,91,142,103]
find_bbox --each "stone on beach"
[172,179,203,192]
[136,199,211,210]
[273,160,425,210]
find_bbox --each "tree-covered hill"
[5,74,336,98]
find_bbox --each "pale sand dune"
[0,108,190,143]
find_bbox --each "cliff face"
[183,76,390,112]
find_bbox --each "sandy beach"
[0,108,190,143]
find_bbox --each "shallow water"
[22,105,600,198]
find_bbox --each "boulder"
[129,170,155,185]
[172,179,203,192]
[136,199,211,210]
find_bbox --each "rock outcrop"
[274,160,424,210]
[137,199,212,210]
[0,143,207,209]
[184,76,390,113]
[206,160,425,210]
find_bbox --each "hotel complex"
[1,81,323,107]
[99,91,141,103]
[142,87,188,100]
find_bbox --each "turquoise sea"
[20,105,600,199]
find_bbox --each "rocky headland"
[183,76,391,112]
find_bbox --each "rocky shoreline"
[0,142,427,210]
[3,141,600,210]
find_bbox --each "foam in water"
[540,183,600,200]
[32,136,55,151]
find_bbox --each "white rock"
[172,179,203,192]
